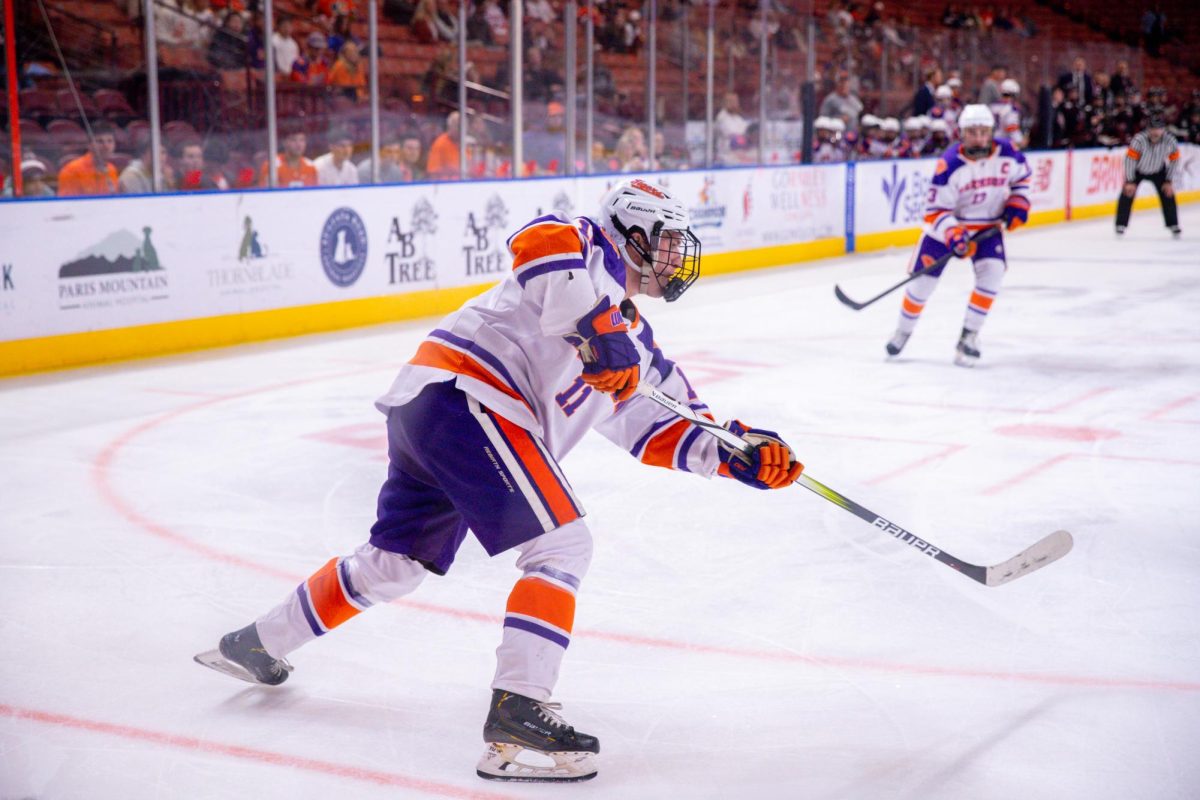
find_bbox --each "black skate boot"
[954,327,981,367]
[193,623,293,686]
[476,689,599,782]
[885,329,911,357]
[1170,225,1181,239]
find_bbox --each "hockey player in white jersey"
[989,78,1025,149]
[884,104,1032,366]
[194,178,803,782]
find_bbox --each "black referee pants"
[1115,167,1179,229]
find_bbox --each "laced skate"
[885,329,911,357]
[954,327,981,367]
[194,623,293,686]
[476,690,599,782]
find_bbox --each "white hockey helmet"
[1000,78,1020,96]
[861,113,881,128]
[958,104,996,130]
[935,84,953,100]
[947,76,963,89]
[903,116,923,132]
[814,115,833,130]
[828,117,846,133]
[929,118,950,134]
[881,117,901,133]
[598,178,701,302]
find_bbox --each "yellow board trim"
[703,236,846,276]
[0,284,490,378]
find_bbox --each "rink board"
[1,146,1197,376]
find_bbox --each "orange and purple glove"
[1003,196,1029,230]
[570,295,640,402]
[945,225,971,258]
[717,420,804,490]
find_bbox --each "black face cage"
[613,214,702,302]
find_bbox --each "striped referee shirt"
[1125,130,1180,182]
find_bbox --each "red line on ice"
[983,452,1200,495]
[0,704,514,799]
[1143,393,1200,423]
[93,369,1200,693]
[886,386,1115,415]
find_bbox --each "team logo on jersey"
[57,226,169,311]
[387,198,438,285]
[320,207,368,287]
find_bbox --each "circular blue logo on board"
[320,207,368,287]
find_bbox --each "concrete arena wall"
[1,145,1196,377]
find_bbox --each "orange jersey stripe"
[902,295,925,315]
[510,223,583,269]
[306,558,362,630]
[506,576,576,633]
[969,291,995,310]
[491,413,580,526]
[924,210,950,225]
[641,418,692,469]
[409,341,530,411]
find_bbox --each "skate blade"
[954,352,978,368]
[476,742,598,782]
[194,649,270,685]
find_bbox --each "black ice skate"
[1115,225,1126,236]
[193,623,293,686]
[476,689,599,782]
[1170,225,1181,239]
[885,329,911,357]
[954,327,981,367]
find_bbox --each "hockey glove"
[1003,197,1029,231]
[717,420,804,490]
[570,295,641,402]
[945,226,971,258]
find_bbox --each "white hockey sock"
[963,257,1006,333]
[256,543,426,659]
[896,274,940,335]
[492,518,593,701]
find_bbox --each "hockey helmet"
[880,117,901,133]
[1000,78,1020,96]
[903,116,923,132]
[935,84,953,100]
[599,178,702,302]
[828,118,846,133]
[958,104,996,130]
[929,118,950,134]
[860,113,882,129]
[814,115,833,130]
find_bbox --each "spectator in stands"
[292,32,332,84]
[426,111,463,180]
[272,14,301,74]
[819,73,864,132]
[328,40,368,101]
[2,158,56,198]
[58,120,119,196]
[318,0,359,21]
[1110,60,1135,99]
[979,64,1006,106]
[1058,57,1094,107]
[358,132,406,183]
[246,9,268,68]
[611,126,647,173]
[118,133,167,194]
[314,127,359,185]
[261,130,318,187]
[400,133,426,181]
[912,66,942,116]
[208,10,248,69]
[412,0,457,44]
[327,12,356,55]
[525,101,567,175]
[715,91,751,164]
[177,139,228,190]
[526,0,555,24]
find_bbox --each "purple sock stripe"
[676,426,705,473]
[901,310,921,320]
[504,616,570,649]
[531,564,581,591]
[515,259,586,288]
[974,285,998,297]
[337,558,372,609]
[428,329,525,402]
[296,584,325,637]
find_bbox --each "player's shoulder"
[932,144,965,184]
[993,138,1027,162]
[506,211,582,251]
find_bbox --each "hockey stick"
[833,226,1003,311]
[635,383,1073,587]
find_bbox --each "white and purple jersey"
[989,101,1024,148]
[376,211,723,478]
[923,139,1031,241]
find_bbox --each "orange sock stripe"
[640,418,692,469]
[491,413,580,526]
[306,558,362,630]
[506,576,576,633]
[902,295,925,315]
[969,291,995,311]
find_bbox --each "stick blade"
[833,284,867,310]
[985,530,1074,587]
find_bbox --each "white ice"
[2,205,1198,800]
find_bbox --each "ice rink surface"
[2,204,1198,800]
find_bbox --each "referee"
[1115,115,1182,237]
